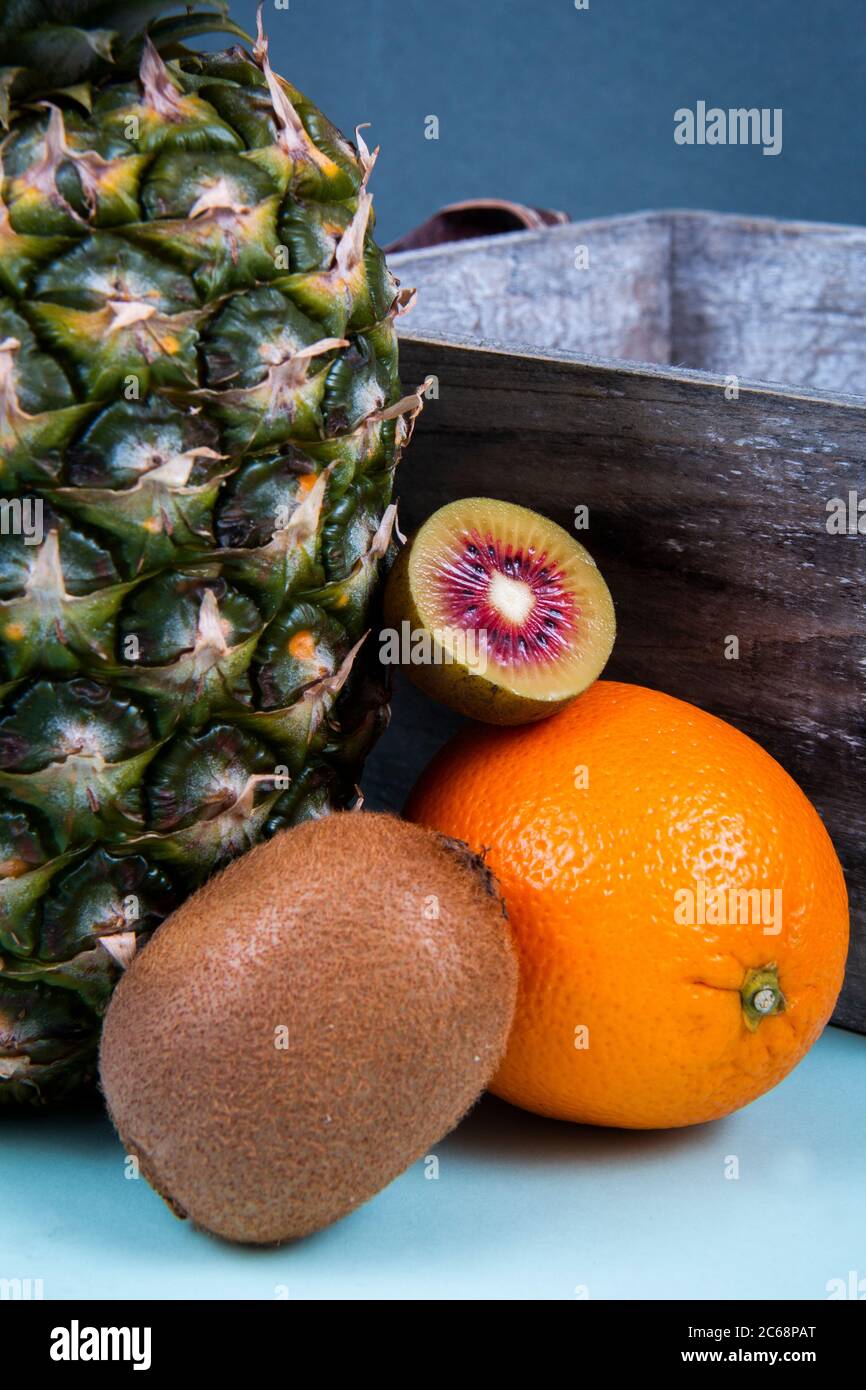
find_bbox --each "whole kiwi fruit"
[99,812,517,1244]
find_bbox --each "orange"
[406,681,848,1128]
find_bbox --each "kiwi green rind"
[99,812,517,1245]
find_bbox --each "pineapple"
[0,0,421,1103]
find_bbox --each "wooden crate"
[362,210,866,1035]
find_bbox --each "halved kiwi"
[383,497,616,724]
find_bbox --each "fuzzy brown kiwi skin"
[383,537,586,725]
[99,812,517,1246]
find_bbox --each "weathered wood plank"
[388,213,673,365]
[671,215,866,394]
[388,211,866,396]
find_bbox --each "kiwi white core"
[488,571,534,625]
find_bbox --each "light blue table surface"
[3,1026,864,1301]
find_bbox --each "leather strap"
[386,198,569,253]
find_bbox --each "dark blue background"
[233,0,866,242]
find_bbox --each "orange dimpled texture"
[406,682,849,1128]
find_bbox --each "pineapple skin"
[0,17,418,1102]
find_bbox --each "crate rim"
[392,209,866,410]
[397,330,866,412]
[390,206,866,268]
